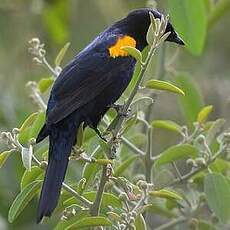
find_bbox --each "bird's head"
[114,8,184,50]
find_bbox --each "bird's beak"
[174,34,185,46]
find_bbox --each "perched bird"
[36,8,184,223]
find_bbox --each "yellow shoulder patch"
[109,35,136,58]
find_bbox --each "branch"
[121,136,145,156]
[26,81,47,111]
[111,37,159,141]
[91,14,170,217]
[162,144,227,188]
[144,44,166,125]
[29,38,59,78]
[145,127,153,183]
[102,117,145,156]
[154,217,187,230]
[90,165,108,215]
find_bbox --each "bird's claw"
[108,103,131,118]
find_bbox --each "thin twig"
[154,217,187,230]
[172,162,183,181]
[102,117,145,156]
[162,144,227,188]
[90,165,108,215]
[42,56,59,78]
[121,136,145,156]
[145,127,153,183]
[112,37,159,141]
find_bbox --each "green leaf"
[18,128,30,145]
[203,0,212,12]
[76,123,84,148]
[29,112,45,140]
[82,147,103,189]
[168,0,207,55]
[20,166,43,190]
[21,145,33,171]
[145,79,185,95]
[197,105,213,124]
[206,119,225,145]
[165,199,179,210]
[114,155,139,177]
[204,173,230,223]
[121,114,138,134]
[143,203,177,218]
[55,42,70,66]
[65,216,112,229]
[54,210,89,230]
[0,150,12,168]
[18,112,41,144]
[84,191,122,208]
[38,77,54,93]
[149,189,183,201]
[208,0,230,28]
[8,180,42,223]
[64,192,122,209]
[146,12,157,45]
[146,24,155,45]
[19,112,39,133]
[159,32,171,44]
[98,139,110,155]
[175,73,204,125]
[155,144,198,168]
[135,214,147,230]
[197,220,217,230]
[131,97,154,113]
[121,46,142,62]
[42,1,69,44]
[210,158,230,174]
[107,211,122,222]
[151,120,182,134]
[126,47,148,94]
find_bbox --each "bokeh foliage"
[0,0,230,229]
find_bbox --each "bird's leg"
[108,103,131,117]
[85,119,107,142]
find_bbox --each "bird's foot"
[108,103,131,118]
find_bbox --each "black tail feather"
[36,124,49,143]
[37,157,68,223]
[37,118,80,223]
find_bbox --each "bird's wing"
[46,32,137,125]
[47,37,119,124]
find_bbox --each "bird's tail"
[37,118,80,223]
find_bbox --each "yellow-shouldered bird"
[36,8,184,222]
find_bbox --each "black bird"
[36,8,184,222]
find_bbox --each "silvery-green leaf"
[55,42,70,67]
[131,96,154,113]
[159,32,171,44]
[21,146,33,171]
[121,46,142,62]
[0,150,12,168]
[147,24,155,45]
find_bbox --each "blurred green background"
[0,0,230,229]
